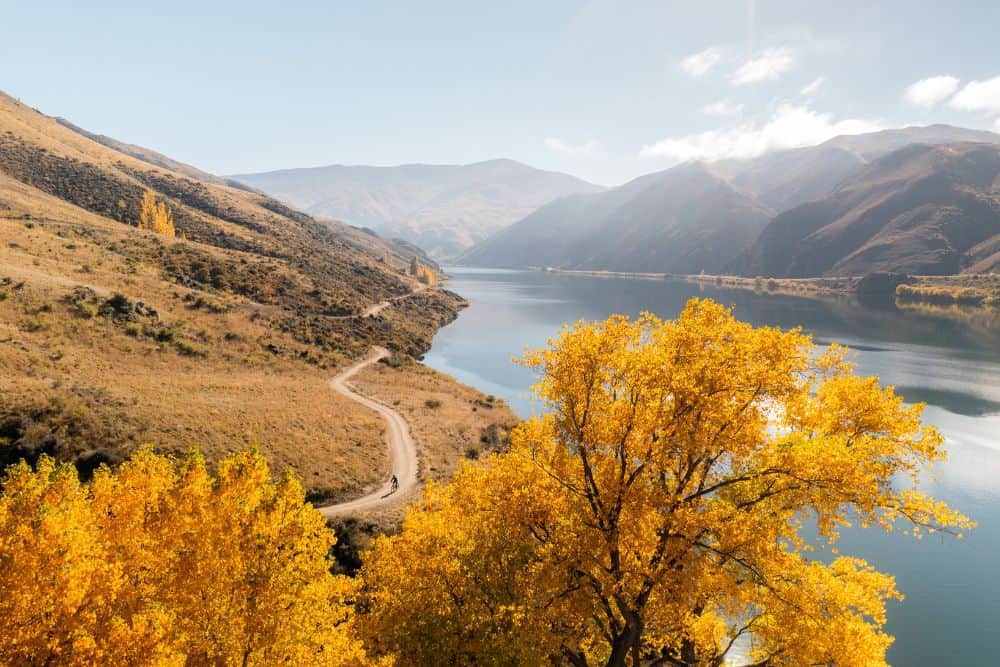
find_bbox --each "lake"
[424,267,1000,667]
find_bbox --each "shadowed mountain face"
[742,143,1000,277]
[229,160,601,259]
[709,145,868,213]
[460,164,772,273]
[462,125,1000,277]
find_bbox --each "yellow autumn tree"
[138,189,176,237]
[0,448,366,665]
[417,265,437,286]
[359,298,972,667]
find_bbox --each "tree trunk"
[605,615,642,667]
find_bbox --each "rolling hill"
[0,90,499,503]
[230,160,601,259]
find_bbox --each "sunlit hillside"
[0,91,507,502]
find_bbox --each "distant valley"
[230,160,601,259]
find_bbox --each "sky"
[3,0,999,186]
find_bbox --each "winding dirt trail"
[318,346,419,517]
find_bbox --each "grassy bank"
[546,268,1000,306]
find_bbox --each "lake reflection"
[424,268,1000,667]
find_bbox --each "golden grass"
[0,214,393,501]
[0,92,478,521]
[896,284,992,305]
[0,190,417,501]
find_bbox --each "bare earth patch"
[351,359,519,488]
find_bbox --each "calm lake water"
[425,267,1000,667]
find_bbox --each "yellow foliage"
[0,448,366,665]
[408,256,437,286]
[138,189,176,237]
[896,283,995,306]
[417,265,437,286]
[359,298,972,667]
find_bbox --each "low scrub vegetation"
[896,283,996,306]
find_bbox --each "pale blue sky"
[3,1,999,185]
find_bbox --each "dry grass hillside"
[0,91,483,503]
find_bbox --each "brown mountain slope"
[0,91,508,503]
[459,164,771,274]
[709,125,1000,214]
[565,164,773,273]
[825,124,1000,160]
[709,145,867,213]
[742,142,1000,277]
[55,117,229,186]
[0,91,459,355]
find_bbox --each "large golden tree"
[360,299,971,667]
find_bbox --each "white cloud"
[800,77,825,96]
[904,75,960,109]
[639,104,881,162]
[994,118,1000,133]
[702,100,744,116]
[950,76,1000,114]
[680,47,723,77]
[543,137,601,158]
[729,48,793,85]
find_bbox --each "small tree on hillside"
[417,265,437,286]
[138,189,175,237]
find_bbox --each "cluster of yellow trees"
[408,256,437,286]
[896,283,995,306]
[0,300,970,666]
[138,189,176,237]
[0,450,363,665]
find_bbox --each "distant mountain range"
[460,164,772,274]
[230,160,601,259]
[741,142,1000,277]
[460,125,1000,277]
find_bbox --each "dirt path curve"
[331,280,427,320]
[318,346,419,517]
[361,300,392,318]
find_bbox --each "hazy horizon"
[3,1,999,186]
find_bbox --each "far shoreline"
[538,267,1000,308]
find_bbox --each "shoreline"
[542,268,1000,307]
